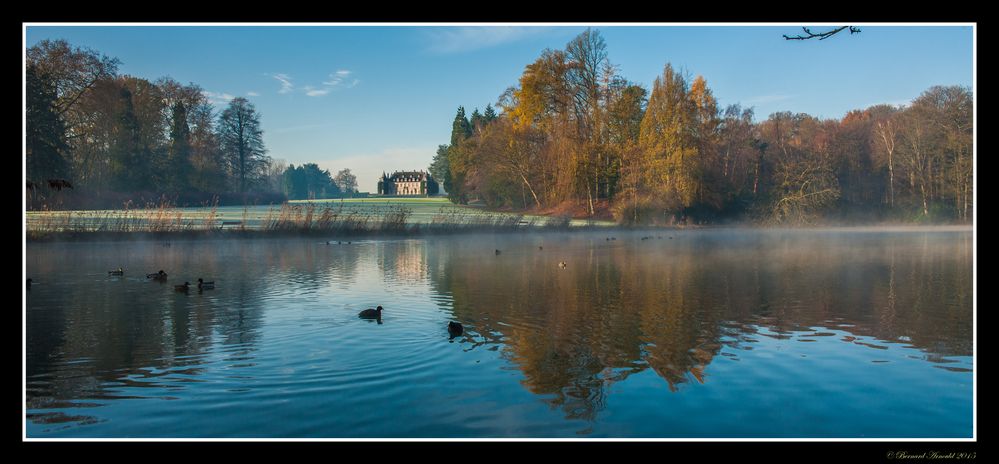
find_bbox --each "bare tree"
[334,168,358,195]
[783,26,861,41]
[874,118,898,208]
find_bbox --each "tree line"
[281,164,358,200]
[25,39,357,209]
[431,29,973,224]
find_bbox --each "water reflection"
[25,230,973,436]
[427,231,973,423]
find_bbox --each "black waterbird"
[358,306,383,319]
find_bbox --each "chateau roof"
[382,170,433,181]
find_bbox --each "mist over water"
[24,228,973,438]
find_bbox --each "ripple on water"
[25,232,973,438]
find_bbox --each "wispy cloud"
[268,70,359,98]
[304,86,330,97]
[322,69,359,89]
[202,90,235,105]
[247,91,260,97]
[271,73,294,94]
[424,26,553,54]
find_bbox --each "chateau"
[377,170,439,196]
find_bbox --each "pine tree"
[110,87,144,191]
[470,108,484,133]
[167,101,193,191]
[450,106,472,145]
[484,104,498,123]
[429,144,450,195]
[26,65,69,185]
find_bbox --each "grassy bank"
[25,197,619,241]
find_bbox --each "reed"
[26,199,608,241]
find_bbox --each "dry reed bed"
[26,200,575,240]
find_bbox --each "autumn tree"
[26,39,120,134]
[435,29,971,225]
[478,117,546,208]
[716,104,758,215]
[688,75,724,214]
[758,112,840,224]
[446,106,473,203]
[635,63,698,223]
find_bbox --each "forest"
[26,32,973,225]
[430,29,973,224]
[25,39,356,210]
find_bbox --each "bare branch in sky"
[783,26,861,41]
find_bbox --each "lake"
[24,228,974,438]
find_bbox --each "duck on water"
[358,306,383,320]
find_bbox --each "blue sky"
[24,24,974,192]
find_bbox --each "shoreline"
[24,223,973,243]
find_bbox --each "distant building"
[377,170,439,196]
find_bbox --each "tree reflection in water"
[428,231,972,422]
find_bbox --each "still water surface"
[25,228,973,438]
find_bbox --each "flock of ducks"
[173,278,215,292]
[28,234,675,336]
[109,268,216,292]
[28,272,463,338]
[27,269,214,295]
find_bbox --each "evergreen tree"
[429,144,451,195]
[470,108,484,133]
[283,164,307,199]
[110,87,144,191]
[167,101,193,191]
[484,104,498,123]
[450,106,472,145]
[26,65,69,185]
